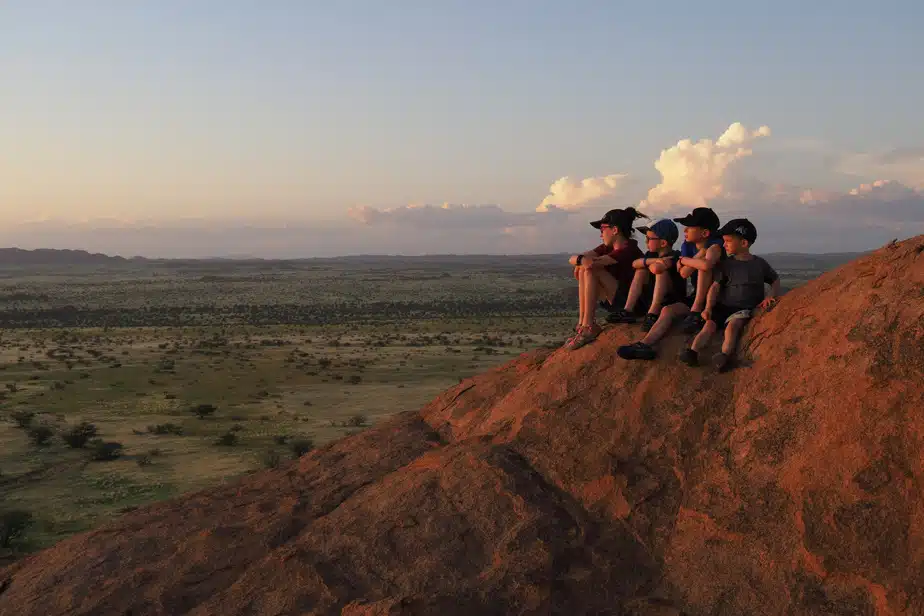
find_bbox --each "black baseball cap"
[672,207,720,231]
[590,208,629,229]
[717,218,757,243]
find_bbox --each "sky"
[1,1,923,257]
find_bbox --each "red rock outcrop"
[2,236,923,615]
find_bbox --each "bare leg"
[690,320,717,352]
[623,269,650,312]
[722,319,746,354]
[640,302,689,345]
[691,270,713,312]
[648,271,670,315]
[582,268,620,326]
[579,268,599,327]
[576,273,586,327]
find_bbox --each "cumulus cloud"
[536,173,631,212]
[640,122,772,210]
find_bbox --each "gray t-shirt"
[716,255,779,310]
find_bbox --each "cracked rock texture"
[1,236,923,615]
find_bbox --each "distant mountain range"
[0,246,866,267]
[0,247,136,265]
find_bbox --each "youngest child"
[679,218,780,372]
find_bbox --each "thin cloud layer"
[347,203,570,229]
[536,174,630,212]
[838,148,924,189]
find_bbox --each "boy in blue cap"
[616,207,723,361]
[606,218,686,332]
[680,218,780,372]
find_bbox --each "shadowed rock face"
[2,236,923,616]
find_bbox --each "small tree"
[90,440,123,461]
[63,422,98,448]
[10,410,34,428]
[28,425,54,446]
[191,404,217,419]
[260,449,282,469]
[290,438,314,458]
[0,510,33,549]
[347,414,367,428]
[214,432,238,447]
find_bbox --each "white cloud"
[536,173,631,212]
[640,122,772,210]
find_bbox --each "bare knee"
[726,319,745,336]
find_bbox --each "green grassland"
[0,252,857,562]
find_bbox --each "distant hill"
[0,248,141,266]
[0,247,865,267]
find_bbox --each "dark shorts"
[660,284,687,308]
[710,304,753,329]
[599,283,650,315]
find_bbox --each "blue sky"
[1,1,922,255]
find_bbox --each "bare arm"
[678,248,703,278]
[568,250,601,267]
[702,281,721,319]
[679,244,722,273]
[759,278,782,308]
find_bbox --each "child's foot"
[681,312,705,334]
[616,341,657,360]
[712,352,733,372]
[640,312,659,332]
[679,348,698,366]
[605,309,637,324]
[566,324,602,350]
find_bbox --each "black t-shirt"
[645,250,686,300]
[716,255,779,310]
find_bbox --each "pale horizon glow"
[1,1,922,257]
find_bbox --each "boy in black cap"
[680,218,780,372]
[616,207,723,362]
[673,207,725,334]
[606,219,686,332]
[565,207,647,350]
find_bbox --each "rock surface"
[2,236,923,616]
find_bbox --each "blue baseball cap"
[636,219,679,244]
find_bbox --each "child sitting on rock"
[615,208,724,362]
[679,218,780,372]
[564,207,647,350]
[674,207,726,334]
[606,219,686,332]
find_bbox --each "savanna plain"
[0,251,857,562]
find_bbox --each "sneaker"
[616,341,657,361]
[679,348,698,366]
[640,312,659,332]
[681,312,705,334]
[566,324,602,350]
[605,309,637,324]
[712,352,733,372]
